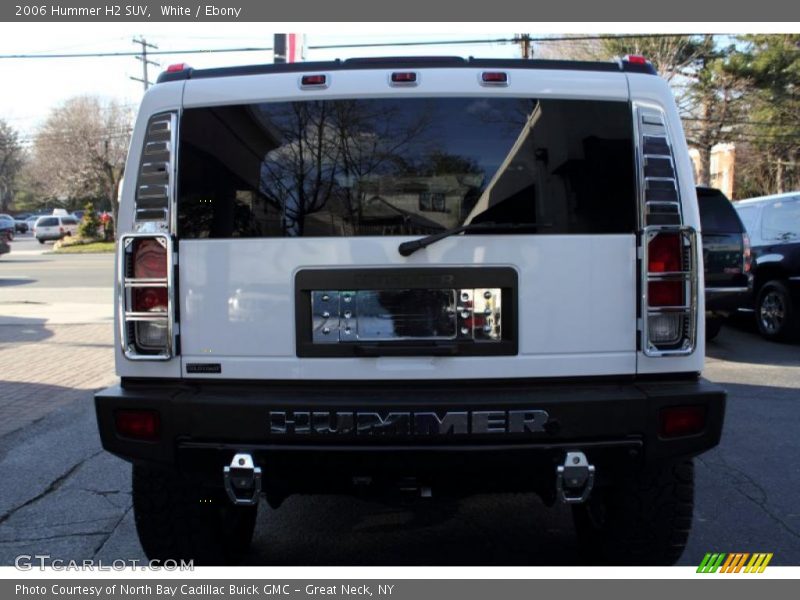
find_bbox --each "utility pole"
[515,34,532,59]
[274,34,287,64]
[131,37,159,91]
[274,34,304,64]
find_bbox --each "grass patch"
[53,241,115,254]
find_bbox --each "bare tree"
[259,99,432,235]
[28,96,132,226]
[0,119,24,213]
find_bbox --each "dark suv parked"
[735,192,800,342]
[697,187,752,340]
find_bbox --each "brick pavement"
[0,323,116,438]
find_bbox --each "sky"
[0,22,795,141]
[0,25,524,140]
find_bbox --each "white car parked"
[33,215,79,243]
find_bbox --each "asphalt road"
[0,242,798,566]
[1,235,114,288]
[0,236,113,325]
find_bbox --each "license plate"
[311,288,502,343]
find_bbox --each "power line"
[0,33,712,60]
[0,46,273,59]
[306,33,705,50]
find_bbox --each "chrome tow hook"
[223,453,262,506]
[556,451,596,504]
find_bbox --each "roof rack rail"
[156,56,656,84]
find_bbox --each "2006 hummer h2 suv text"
[95,56,726,565]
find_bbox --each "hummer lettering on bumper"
[268,410,551,436]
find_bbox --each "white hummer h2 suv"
[95,56,726,565]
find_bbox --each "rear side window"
[761,197,800,241]
[62,218,77,225]
[735,205,758,233]
[177,97,636,238]
[38,218,58,227]
[697,189,744,234]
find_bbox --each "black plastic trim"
[156,56,656,84]
[95,377,725,475]
[294,267,518,358]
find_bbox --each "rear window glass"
[177,97,636,238]
[697,189,744,234]
[761,197,800,241]
[38,218,58,227]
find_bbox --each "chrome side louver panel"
[634,103,697,357]
[134,113,176,232]
[636,106,682,226]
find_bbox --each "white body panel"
[626,73,705,375]
[182,68,630,108]
[115,63,706,380]
[178,235,637,380]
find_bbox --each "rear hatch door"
[177,67,639,381]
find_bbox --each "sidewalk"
[0,322,116,438]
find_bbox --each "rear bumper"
[95,377,725,492]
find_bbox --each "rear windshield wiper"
[398,222,534,257]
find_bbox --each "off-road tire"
[132,464,258,565]
[572,459,694,565]
[756,280,799,342]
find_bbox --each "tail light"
[300,74,328,88]
[391,72,418,85]
[119,233,173,360]
[643,226,697,354]
[623,54,649,65]
[480,71,508,86]
[743,232,752,273]
[659,405,706,438]
[115,409,160,441]
[648,233,683,307]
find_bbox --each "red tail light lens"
[133,287,168,312]
[131,239,168,312]
[133,239,167,279]
[481,71,508,84]
[166,63,190,73]
[624,54,649,65]
[301,74,327,86]
[648,233,681,273]
[648,233,684,307]
[659,405,706,438]
[391,72,417,83]
[648,281,683,306]
[115,409,160,441]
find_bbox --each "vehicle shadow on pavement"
[686,381,800,566]
[246,492,581,565]
[707,319,800,366]
[1,259,48,264]
[0,381,96,439]
[0,278,37,287]
[0,316,53,345]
